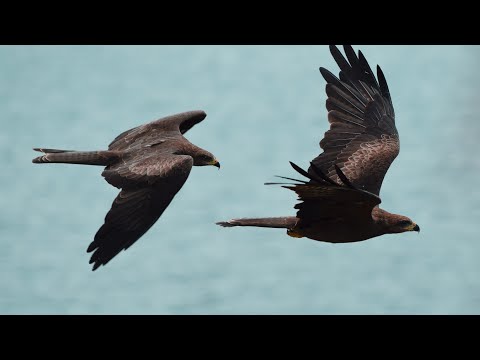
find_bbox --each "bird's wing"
[88,155,193,271]
[308,45,398,196]
[283,162,381,221]
[108,110,206,151]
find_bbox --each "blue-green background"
[1,45,479,314]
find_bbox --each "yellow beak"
[210,159,220,169]
[407,223,420,232]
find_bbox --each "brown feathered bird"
[33,110,220,271]
[217,45,420,242]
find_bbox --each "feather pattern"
[309,45,399,196]
[87,165,191,271]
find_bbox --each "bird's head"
[193,150,220,169]
[388,215,420,234]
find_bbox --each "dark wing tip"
[357,49,365,60]
[289,161,312,179]
[89,248,105,271]
[343,45,358,64]
[183,110,207,122]
[178,110,207,134]
[181,109,207,124]
[329,45,353,73]
[190,109,207,119]
[319,67,331,81]
[86,241,97,253]
[329,44,339,54]
[376,64,392,101]
[319,67,333,77]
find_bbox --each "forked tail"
[32,148,120,165]
[216,216,297,229]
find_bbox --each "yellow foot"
[287,229,304,238]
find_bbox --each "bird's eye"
[398,220,411,227]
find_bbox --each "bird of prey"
[217,45,420,243]
[33,110,220,271]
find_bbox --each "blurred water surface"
[1,45,479,314]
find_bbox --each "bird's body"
[220,198,415,244]
[287,207,412,243]
[217,45,420,242]
[33,110,220,271]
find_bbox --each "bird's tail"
[216,216,297,229]
[32,148,120,166]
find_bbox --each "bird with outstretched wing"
[33,110,220,271]
[217,45,420,242]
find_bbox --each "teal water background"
[1,45,479,314]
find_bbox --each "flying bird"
[33,110,220,271]
[217,45,420,242]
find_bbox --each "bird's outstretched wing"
[308,45,398,196]
[285,162,381,222]
[87,155,193,271]
[108,110,207,151]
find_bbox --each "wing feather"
[108,110,206,151]
[309,45,399,196]
[284,162,381,221]
[87,156,193,271]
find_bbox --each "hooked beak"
[211,159,220,169]
[405,222,420,232]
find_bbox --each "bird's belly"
[292,221,376,243]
